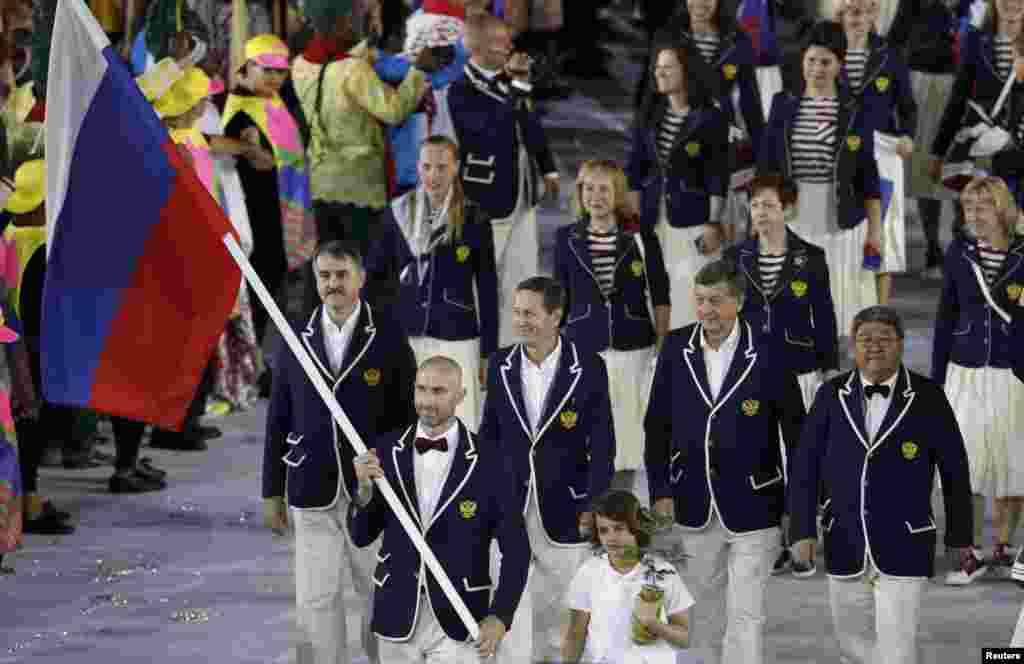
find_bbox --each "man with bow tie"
[349,356,531,663]
[263,239,419,664]
[643,259,806,664]
[477,275,615,662]
[788,306,974,664]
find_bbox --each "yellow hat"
[136,58,185,105]
[153,67,212,119]
[6,160,44,215]
[244,34,290,70]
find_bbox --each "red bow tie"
[415,437,448,454]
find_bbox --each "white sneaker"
[945,548,987,586]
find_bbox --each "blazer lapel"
[776,230,808,296]
[991,240,1024,290]
[860,37,889,94]
[838,371,870,451]
[567,223,603,294]
[534,341,583,444]
[498,346,533,443]
[713,321,758,409]
[682,324,714,409]
[425,422,479,532]
[300,307,334,382]
[391,427,423,530]
[870,366,916,453]
[337,302,377,384]
[738,242,765,299]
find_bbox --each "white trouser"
[682,512,779,664]
[378,595,482,664]
[293,498,381,664]
[828,559,925,664]
[493,490,589,663]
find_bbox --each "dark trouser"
[110,417,146,473]
[302,201,377,316]
[918,198,944,267]
[17,337,76,493]
[248,237,289,346]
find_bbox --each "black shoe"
[772,549,793,575]
[108,472,166,493]
[149,430,208,451]
[41,501,71,522]
[197,426,222,441]
[135,459,167,481]
[24,511,76,535]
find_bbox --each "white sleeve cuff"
[511,79,533,93]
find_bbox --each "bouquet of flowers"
[632,556,674,645]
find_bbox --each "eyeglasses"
[855,336,899,348]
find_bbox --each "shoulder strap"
[633,233,657,322]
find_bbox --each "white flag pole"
[221,233,481,641]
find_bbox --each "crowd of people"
[1,0,1024,661]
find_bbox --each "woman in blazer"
[932,175,1024,585]
[555,160,670,474]
[724,174,839,409]
[627,43,729,330]
[837,0,918,305]
[757,20,882,337]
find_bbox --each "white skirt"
[600,346,656,472]
[409,336,482,431]
[792,182,878,337]
[656,199,716,331]
[944,363,1024,497]
[875,132,908,274]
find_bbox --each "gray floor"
[1,11,1017,664]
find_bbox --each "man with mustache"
[263,239,418,664]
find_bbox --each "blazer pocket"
[749,467,784,490]
[823,516,835,533]
[567,305,591,325]
[568,486,588,501]
[952,322,972,336]
[376,551,391,563]
[784,329,814,348]
[285,432,305,446]
[282,449,307,468]
[443,289,475,312]
[463,153,496,185]
[669,450,684,485]
[463,577,493,592]
[905,517,937,534]
[372,571,391,588]
[624,302,651,322]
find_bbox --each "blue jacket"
[554,221,671,355]
[263,303,418,508]
[847,34,918,138]
[932,236,1024,384]
[478,339,616,545]
[724,229,839,374]
[757,90,882,230]
[644,320,806,533]
[348,421,530,642]
[449,64,557,219]
[368,192,500,357]
[626,104,730,229]
[788,368,974,578]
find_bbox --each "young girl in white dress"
[562,490,695,664]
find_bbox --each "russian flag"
[41,0,240,429]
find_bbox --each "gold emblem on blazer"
[875,76,890,92]
[723,63,737,80]
[790,279,809,298]
[560,410,578,430]
[686,141,701,157]
[631,260,644,277]
[455,245,471,263]
[1008,282,1023,301]
[901,441,919,460]
[363,368,381,386]
[847,135,862,152]
[741,399,760,416]
[459,500,478,519]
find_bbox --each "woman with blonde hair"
[933,175,1024,585]
[555,159,670,478]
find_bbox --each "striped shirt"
[691,32,720,64]
[759,252,787,293]
[657,108,689,166]
[845,49,869,91]
[791,97,839,183]
[588,229,619,298]
[995,35,1014,81]
[978,242,1007,285]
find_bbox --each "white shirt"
[702,321,741,401]
[321,301,362,376]
[521,338,562,437]
[860,370,898,442]
[566,553,695,664]
[413,419,459,522]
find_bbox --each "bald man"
[349,356,531,663]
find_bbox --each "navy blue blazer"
[478,339,616,545]
[368,193,500,357]
[757,90,882,230]
[644,320,806,533]
[847,34,917,138]
[626,104,730,230]
[724,229,839,374]
[554,221,671,355]
[787,368,974,578]
[348,422,530,642]
[932,236,1024,385]
[448,64,557,219]
[932,28,1013,158]
[263,303,418,508]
